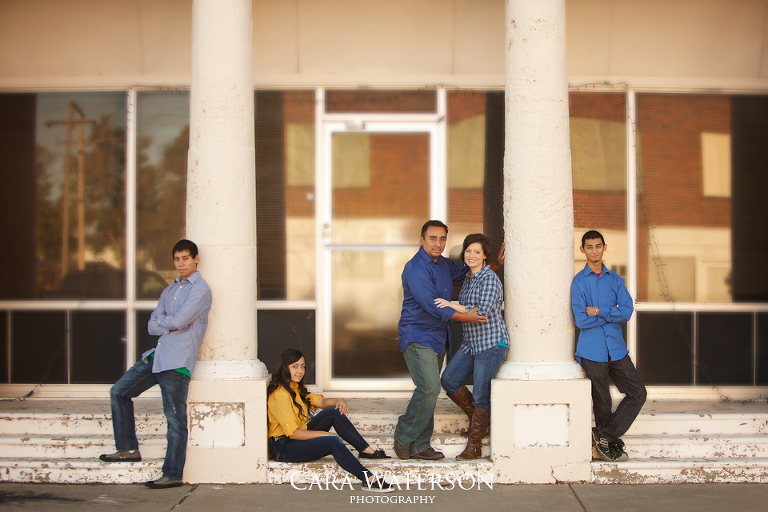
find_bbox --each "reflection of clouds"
[137,92,190,165]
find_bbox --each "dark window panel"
[697,313,753,386]
[757,313,768,385]
[70,311,126,384]
[0,92,127,300]
[636,312,694,385]
[326,90,436,114]
[258,310,316,385]
[731,96,768,302]
[0,312,8,383]
[136,310,160,362]
[11,311,67,384]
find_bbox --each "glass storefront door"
[321,122,440,390]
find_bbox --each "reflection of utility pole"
[46,101,94,273]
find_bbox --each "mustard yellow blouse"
[267,382,324,438]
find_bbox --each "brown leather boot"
[447,385,474,426]
[456,407,489,461]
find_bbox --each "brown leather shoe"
[412,446,445,460]
[456,407,489,461]
[393,438,411,460]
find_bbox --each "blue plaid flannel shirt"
[458,265,510,355]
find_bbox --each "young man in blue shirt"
[99,239,212,488]
[571,230,647,462]
[393,220,502,460]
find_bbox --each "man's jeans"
[441,344,508,409]
[271,407,372,482]
[109,357,190,480]
[395,343,444,454]
[581,355,647,443]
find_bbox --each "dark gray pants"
[581,355,647,443]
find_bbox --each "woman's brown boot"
[447,385,474,428]
[456,407,489,461]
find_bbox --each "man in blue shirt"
[393,220,497,460]
[99,239,212,489]
[571,230,646,462]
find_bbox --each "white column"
[186,0,266,380]
[491,0,591,483]
[184,0,268,484]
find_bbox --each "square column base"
[183,377,269,483]
[491,378,592,483]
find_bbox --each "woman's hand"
[434,298,450,308]
[335,398,349,415]
[435,298,465,313]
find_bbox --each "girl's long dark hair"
[267,348,312,422]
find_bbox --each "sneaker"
[591,429,613,462]
[362,478,395,493]
[610,439,629,462]
[144,475,184,489]
[99,449,141,462]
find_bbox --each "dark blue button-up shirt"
[398,247,468,353]
[146,271,212,374]
[571,263,633,364]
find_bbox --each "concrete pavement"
[1,482,768,512]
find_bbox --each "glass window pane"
[570,92,627,279]
[0,312,7,384]
[636,94,768,303]
[636,312,693,385]
[0,93,127,300]
[11,311,67,384]
[136,91,190,298]
[331,132,429,245]
[326,90,436,114]
[256,91,316,300]
[697,312,752,386]
[258,310,316,385]
[136,310,160,361]
[71,311,126,384]
[332,250,411,378]
[446,91,505,299]
[758,313,768,385]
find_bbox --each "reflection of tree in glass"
[82,114,126,266]
[137,124,188,272]
[35,114,125,289]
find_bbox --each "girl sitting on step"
[267,349,393,492]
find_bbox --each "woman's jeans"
[441,344,508,409]
[271,407,372,482]
[110,357,190,481]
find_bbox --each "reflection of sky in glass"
[36,92,126,200]
[137,91,190,166]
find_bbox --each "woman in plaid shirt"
[435,233,510,460]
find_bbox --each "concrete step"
[622,434,768,459]
[267,458,495,487]
[0,458,163,484]
[0,399,166,436]
[623,401,768,436]
[0,434,167,459]
[591,458,768,484]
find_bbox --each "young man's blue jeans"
[394,342,444,455]
[109,357,190,481]
[271,407,372,482]
[441,344,508,409]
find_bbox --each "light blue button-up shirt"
[571,263,633,364]
[145,271,212,374]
